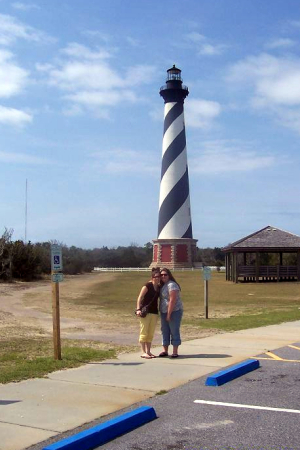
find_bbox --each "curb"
[205,359,260,386]
[42,406,157,450]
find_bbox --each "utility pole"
[25,179,28,244]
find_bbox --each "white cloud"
[0,150,49,164]
[185,32,228,56]
[0,13,54,46]
[198,43,227,56]
[185,99,221,129]
[66,89,137,107]
[11,2,39,11]
[81,30,111,43]
[0,49,29,97]
[49,60,123,91]
[190,140,276,174]
[227,53,300,133]
[61,42,112,60]
[88,149,158,174]
[227,53,300,106]
[42,43,156,116]
[185,32,206,43]
[126,36,140,47]
[265,38,296,49]
[125,65,156,86]
[0,105,32,126]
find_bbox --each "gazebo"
[222,225,300,283]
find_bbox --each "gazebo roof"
[223,225,300,252]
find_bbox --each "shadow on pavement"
[176,353,232,359]
[0,400,21,405]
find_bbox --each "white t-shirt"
[160,281,183,313]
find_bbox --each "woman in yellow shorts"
[135,267,161,359]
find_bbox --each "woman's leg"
[160,312,170,355]
[139,316,152,358]
[140,342,146,354]
[146,314,158,357]
[169,310,183,355]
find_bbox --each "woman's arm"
[136,285,148,316]
[166,289,178,321]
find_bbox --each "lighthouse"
[151,65,197,269]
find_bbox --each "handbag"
[140,305,149,318]
[136,291,158,318]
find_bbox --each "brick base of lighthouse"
[150,238,198,269]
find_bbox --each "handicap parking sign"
[51,245,63,271]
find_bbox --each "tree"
[0,228,14,281]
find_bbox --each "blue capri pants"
[160,309,183,347]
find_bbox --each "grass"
[156,390,168,395]
[0,338,118,384]
[2,271,300,383]
[74,271,300,332]
[184,308,300,331]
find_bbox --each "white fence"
[93,266,225,272]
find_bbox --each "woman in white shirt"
[159,268,183,358]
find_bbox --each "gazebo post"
[255,252,260,283]
[234,252,238,283]
[225,254,228,280]
[297,251,300,281]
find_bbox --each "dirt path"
[0,273,141,345]
[0,273,216,346]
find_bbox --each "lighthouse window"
[168,72,181,81]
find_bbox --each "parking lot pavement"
[88,342,300,450]
[14,322,300,450]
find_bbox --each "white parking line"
[194,400,300,414]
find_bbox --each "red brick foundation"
[150,238,198,269]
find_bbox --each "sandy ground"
[0,273,216,346]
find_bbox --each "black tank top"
[141,282,159,314]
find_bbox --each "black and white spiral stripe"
[158,101,193,239]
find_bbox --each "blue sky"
[1,0,300,249]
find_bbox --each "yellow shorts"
[139,313,158,343]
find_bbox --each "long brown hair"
[160,267,181,290]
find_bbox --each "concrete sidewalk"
[1,320,300,450]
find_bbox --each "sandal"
[170,354,179,358]
[158,351,168,357]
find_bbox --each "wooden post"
[204,279,208,319]
[255,252,260,283]
[52,278,61,360]
[234,253,238,283]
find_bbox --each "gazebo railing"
[238,265,297,277]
